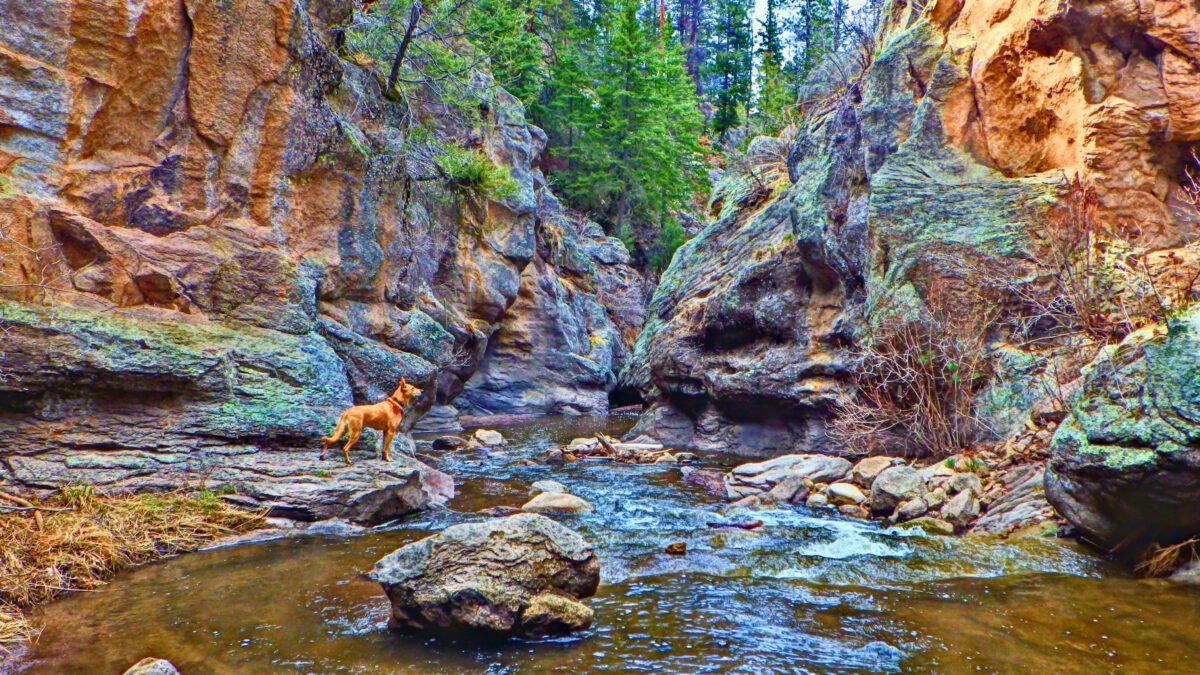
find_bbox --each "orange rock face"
[936,0,1200,244]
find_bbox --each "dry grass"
[0,486,263,649]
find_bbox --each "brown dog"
[321,378,422,464]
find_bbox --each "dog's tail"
[322,414,348,445]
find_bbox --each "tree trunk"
[387,2,423,92]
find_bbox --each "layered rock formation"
[624,0,1200,456]
[0,0,642,513]
[1047,307,1200,553]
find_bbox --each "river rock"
[838,504,870,519]
[472,429,507,447]
[974,464,1056,535]
[432,436,467,451]
[681,467,730,498]
[766,475,810,504]
[530,479,568,495]
[665,541,688,555]
[521,492,593,515]
[901,517,956,536]
[806,492,830,509]
[375,513,600,636]
[924,486,948,510]
[894,497,929,522]
[942,491,981,530]
[520,593,595,637]
[1046,313,1200,553]
[870,466,923,515]
[826,482,868,506]
[725,455,852,498]
[123,659,180,675]
[851,457,899,487]
[947,473,983,497]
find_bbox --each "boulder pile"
[375,513,600,637]
[545,435,697,465]
[723,453,993,532]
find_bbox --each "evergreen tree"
[755,0,793,128]
[707,0,753,135]
[790,0,836,78]
[538,0,704,251]
[467,0,556,104]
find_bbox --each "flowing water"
[16,416,1200,673]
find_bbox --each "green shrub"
[435,146,519,199]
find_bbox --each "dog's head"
[390,377,422,407]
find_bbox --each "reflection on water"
[17,415,1200,673]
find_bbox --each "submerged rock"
[431,436,467,451]
[123,659,180,675]
[680,467,730,498]
[529,479,568,495]
[375,514,600,636]
[1046,312,1200,553]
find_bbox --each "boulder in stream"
[1046,314,1200,554]
[521,492,594,515]
[375,513,600,636]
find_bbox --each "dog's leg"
[381,426,396,462]
[342,420,363,465]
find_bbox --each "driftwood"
[705,520,765,531]
[0,490,46,529]
[552,434,680,465]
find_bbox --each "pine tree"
[791,0,835,79]
[707,0,753,135]
[538,0,704,252]
[755,0,793,129]
[467,0,555,104]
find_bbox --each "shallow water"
[17,416,1200,673]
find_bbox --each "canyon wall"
[625,0,1200,456]
[0,0,643,518]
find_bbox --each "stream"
[17,415,1200,673]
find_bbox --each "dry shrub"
[942,175,1196,348]
[0,487,263,648]
[832,281,998,458]
[1183,146,1200,216]
[1137,537,1200,578]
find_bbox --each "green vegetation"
[435,146,520,199]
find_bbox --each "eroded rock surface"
[1047,308,1200,552]
[0,0,643,508]
[375,513,600,636]
[622,0,1200,456]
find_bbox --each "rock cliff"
[0,0,643,517]
[624,0,1200,457]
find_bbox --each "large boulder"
[375,514,600,636]
[1046,313,1200,552]
[725,454,852,498]
[870,466,923,515]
